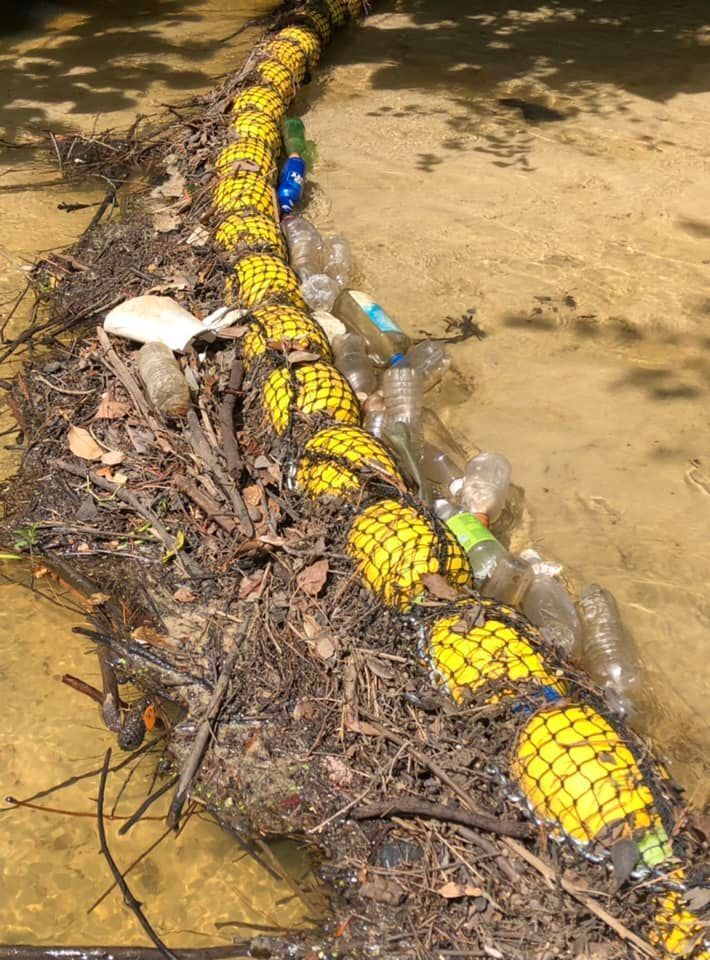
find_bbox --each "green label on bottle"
[446,513,496,552]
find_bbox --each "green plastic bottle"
[283,118,307,157]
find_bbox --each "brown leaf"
[323,755,353,788]
[238,571,265,600]
[315,634,336,660]
[422,572,461,601]
[153,209,180,233]
[436,881,483,899]
[293,698,317,721]
[94,392,130,419]
[242,484,262,508]
[67,425,103,460]
[297,559,329,596]
[173,586,197,603]
[101,450,125,466]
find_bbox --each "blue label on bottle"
[366,301,401,334]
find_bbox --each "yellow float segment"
[227,254,305,310]
[263,39,308,85]
[296,424,404,499]
[275,26,322,67]
[255,58,297,102]
[324,0,349,28]
[428,607,565,702]
[215,139,276,181]
[512,703,672,862]
[213,173,275,218]
[650,886,709,958]
[243,304,333,368]
[261,361,360,435]
[298,9,332,44]
[214,213,287,259]
[231,109,282,152]
[232,85,287,123]
[347,498,473,609]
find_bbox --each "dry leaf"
[293,698,317,721]
[323,755,353,788]
[238,571,265,600]
[287,349,321,364]
[101,450,125,466]
[242,484,262,508]
[94,392,130,419]
[421,572,461,601]
[150,168,185,199]
[436,881,483,900]
[153,209,180,233]
[67,425,103,460]
[301,614,320,640]
[253,455,271,470]
[297,559,329,596]
[173,586,197,603]
[315,633,336,660]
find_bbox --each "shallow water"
[1,0,709,946]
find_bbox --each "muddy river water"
[0,0,708,947]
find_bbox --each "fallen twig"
[352,796,532,840]
[172,473,238,534]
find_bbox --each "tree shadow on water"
[0,0,234,141]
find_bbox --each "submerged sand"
[299,0,710,797]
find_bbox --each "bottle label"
[351,291,401,334]
[446,513,497,552]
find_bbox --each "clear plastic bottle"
[481,552,533,608]
[422,444,463,499]
[444,508,507,584]
[332,332,378,396]
[460,452,512,524]
[137,342,191,417]
[322,235,352,290]
[398,340,451,390]
[363,407,387,440]
[333,289,410,365]
[422,408,476,473]
[523,574,583,660]
[577,584,643,718]
[301,274,340,311]
[382,365,423,454]
[282,215,322,279]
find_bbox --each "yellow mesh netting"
[215,139,276,181]
[324,0,349,27]
[347,498,473,609]
[231,110,282,151]
[296,424,404,500]
[650,881,709,958]
[275,26,322,67]
[215,213,287,258]
[244,304,333,368]
[298,9,332,43]
[232,85,288,123]
[427,602,566,703]
[213,173,275,218]
[262,39,308,85]
[227,254,305,310]
[511,703,673,868]
[255,58,297,101]
[261,360,360,435]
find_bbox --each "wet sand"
[299,0,710,797]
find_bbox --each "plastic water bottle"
[398,340,451,390]
[137,343,191,417]
[283,117,307,156]
[332,332,378,395]
[523,574,583,660]
[301,274,340,311]
[282,215,322,279]
[481,552,533,608]
[333,289,410,365]
[277,155,306,214]
[382,364,423,452]
[577,584,643,718]
[322,235,352,289]
[460,453,512,524]
[363,407,387,440]
[443,508,507,583]
[422,444,463,499]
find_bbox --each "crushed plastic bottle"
[523,574,583,660]
[396,340,451,390]
[332,332,378,395]
[301,274,340,311]
[481,552,533,608]
[460,452,512,524]
[137,342,191,417]
[322,235,352,289]
[282,215,322,279]
[577,584,643,719]
[333,289,410,365]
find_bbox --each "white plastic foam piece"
[104,295,215,353]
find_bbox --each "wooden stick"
[219,358,244,479]
[96,750,179,960]
[352,797,532,840]
[172,474,238,533]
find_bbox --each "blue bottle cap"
[390,352,406,367]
